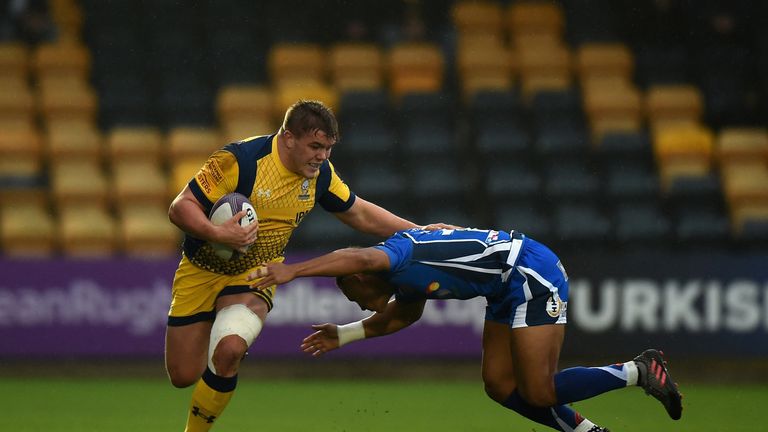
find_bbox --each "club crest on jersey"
[256,188,271,198]
[546,293,565,318]
[298,179,311,201]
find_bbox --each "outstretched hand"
[300,323,340,357]
[247,262,294,289]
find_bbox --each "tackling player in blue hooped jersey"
[249,227,683,432]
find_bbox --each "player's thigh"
[509,324,564,402]
[165,320,213,387]
[481,319,516,401]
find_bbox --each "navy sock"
[502,390,583,431]
[555,363,631,404]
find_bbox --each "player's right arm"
[301,298,426,357]
[168,185,257,251]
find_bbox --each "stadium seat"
[221,119,276,144]
[674,207,731,246]
[339,118,397,165]
[542,160,600,204]
[452,0,504,35]
[475,123,531,165]
[45,120,103,165]
[0,42,29,81]
[653,125,714,190]
[387,42,444,99]
[0,78,36,129]
[205,29,267,86]
[0,129,43,178]
[216,84,273,126]
[268,42,326,87]
[716,127,768,165]
[491,203,552,242]
[594,131,653,168]
[485,161,541,200]
[156,74,215,127]
[168,158,205,200]
[575,42,634,85]
[720,161,768,210]
[506,1,565,40]
[329,42,384,91]
[337,89,391,127]
[37,78,99,126]
[553,203,612,244]
[644,84,704,131]
[290,208,362,252]
[118,204,181,257]
[456,42,514,100]
[49,160,109,210]
[603,161,660,206]
[32,41,91,83]
[165,126,221,164]
[95,74,154,128]
[0,202,56,257]
[57,204,117,257]
[583,82,642,143]
[530,87,585,130]
[407,158,473,204]
[612,202,672,245]
[346,159,407,211]
[111,160,169,207]
[273,81,338,123]
[634,45,691,88]
[516,44,573,101]
[106,126,164,166]
[534,125,590,161]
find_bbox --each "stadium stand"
[0,0,766,257]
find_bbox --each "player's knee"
[483,377,515,403]
[211,334,248,376]
[167,365,202,388]
[517,385,558,408]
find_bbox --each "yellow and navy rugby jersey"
[185,134,356,275]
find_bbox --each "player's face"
[339,274,392,313]
[286,129,335,178]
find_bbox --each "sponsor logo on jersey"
[196,172,212,194]
[485,230,500,243]
[208,159,224,184]
[298,179,311,201]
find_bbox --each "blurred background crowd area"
[0,0,767,258]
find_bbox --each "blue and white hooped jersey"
[374,228,527,301]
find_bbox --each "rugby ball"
[208,192,257,260]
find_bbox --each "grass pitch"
[2,376,763,431]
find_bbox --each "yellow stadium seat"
[273,80,338,122]
[168,158,205,199]
[517,44,572,101]
[506,1,564,38]
[111,160,169,207]
[57,204,117,257]
[653,125,714,189]
[388,42,444,99]
[456,43,514,99]
[166,126,221,163]
[221,118,275,144]
[729,203,768,238]
[118,204,181,257]
[106,126,164,166]
[32,41,91,82]
[45,120,103,164]
[720,161,768,207]
[0,42,29,80]
[329,42,384,91]
[37,79,98,125]
[0,129,43,177]
[50,159,110,210]
[717,127,768,165]
[216,84,273,125]
[452,0,504,34]
[0,202,56,257]
[583,82,642,142]
[268,42,325,86]
[644,84,704,131]
[576,42,634,84]
[0,78,35,128]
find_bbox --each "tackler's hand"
[247,262,295,289]
[300,324,340,357]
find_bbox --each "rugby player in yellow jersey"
[165,100,424,431]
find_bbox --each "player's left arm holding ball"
[247,246,426,356]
